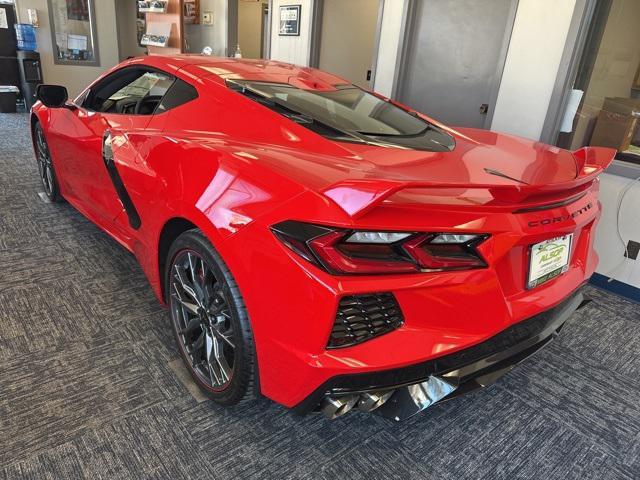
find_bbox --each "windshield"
[226,81,455,152]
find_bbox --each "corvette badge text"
[528,202,593,227]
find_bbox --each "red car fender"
[108,127,312,305]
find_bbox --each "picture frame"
[279,5,301,36]
[47,0,100,66]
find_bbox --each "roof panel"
[139,55,350,89]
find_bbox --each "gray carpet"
[1,112,639,480]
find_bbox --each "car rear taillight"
[403,234,487,269]
[271,221,488,275]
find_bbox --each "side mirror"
[35,84,69,108]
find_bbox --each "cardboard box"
[590,97,640,151]
[602,97,640,117]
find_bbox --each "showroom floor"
[0,113,639,480]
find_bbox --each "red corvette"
[31,55,614,420]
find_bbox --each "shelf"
[138,1,168,14]
[142,0,200,54]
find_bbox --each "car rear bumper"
[222,183,601,410]
[292,286,588,420]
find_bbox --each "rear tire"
[165,229,257,405]
[33,122,62,203]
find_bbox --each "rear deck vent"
[328,293,404,349]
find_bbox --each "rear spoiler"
[323,146,616,219]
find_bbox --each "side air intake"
[328,293,403,349]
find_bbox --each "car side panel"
[106,125,307,305]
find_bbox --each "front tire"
[33,122,62,202]
[165,229,257,405]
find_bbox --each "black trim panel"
[513,191,588,213]
[156,78,198,113]
[102,135,141,230]
[293,286,586,414]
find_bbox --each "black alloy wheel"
[166,229,256,404]
[33,122,62,202]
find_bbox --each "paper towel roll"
[560,89,584,133]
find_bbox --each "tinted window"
[227,80,455,151]
[155,78,198,113]
[83,68,175,115]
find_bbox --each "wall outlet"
[624,240,640,260]
[202,11,213,25]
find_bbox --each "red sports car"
[31,55,614,421]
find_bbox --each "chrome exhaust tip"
[320,395,358,419]
[357,390,394,412]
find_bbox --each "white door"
[318,0,380,86]
[399,0,516,128]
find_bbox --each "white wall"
[594,171,640,289]
[14,0,120,98]
[490,0,577,140]
[269,0,313,65]
[373,0,405,97]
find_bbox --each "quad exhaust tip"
[319,376,459,421]
[320,390,394,419]
[357,391,394,412]
[320,395,359,419]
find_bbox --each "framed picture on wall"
[48,0,100,66]
[279,5,301,36]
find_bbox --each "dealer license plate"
[527,234,573,289]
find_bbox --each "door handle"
[480,103,489,114]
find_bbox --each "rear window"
[227,81,455,152]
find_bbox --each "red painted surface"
[31,56,616,408]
